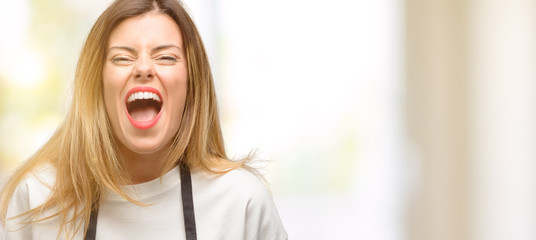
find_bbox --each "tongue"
[129,106,158,122]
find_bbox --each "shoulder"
[2,165,57,237]
[192,167,271,202]
[19,164,55,196]
[7,164,56,212]
[218,168,268,191]
[192,167,288,239]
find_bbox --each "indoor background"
[0,0,535,239]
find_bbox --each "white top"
[1,165,288,240]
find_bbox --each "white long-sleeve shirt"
[1,165,287,240]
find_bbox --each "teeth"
[127,91,161,103]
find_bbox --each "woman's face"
[103,12,187,156]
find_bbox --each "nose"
[133,57,155,80]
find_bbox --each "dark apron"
[84,165,197,240]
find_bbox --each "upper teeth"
[127,91,161,103]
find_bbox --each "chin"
[121,137,170,155]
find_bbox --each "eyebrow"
[107,44,182,55]
[107,46,137,54]
[151,44,182,54]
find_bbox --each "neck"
[118,146,168,184]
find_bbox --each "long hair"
[0,0,245,238]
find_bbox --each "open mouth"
[125,87,163,129]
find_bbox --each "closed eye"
[155,55,179,64]
[111,56,135,64]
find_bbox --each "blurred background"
[0,0,535,239]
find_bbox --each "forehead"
[108,12,183,48]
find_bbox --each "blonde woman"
[0,0,287,239]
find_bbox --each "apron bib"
[84,165,197,240]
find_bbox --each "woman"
[0,0,287,239]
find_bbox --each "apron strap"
[85,210,98,240]
[84,166,197,240]
[180,164,197,240]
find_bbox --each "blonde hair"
[0,0,246,238]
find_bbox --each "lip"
[124,86,163,129]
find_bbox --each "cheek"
[169,81,187,115]
[158,66,188,99]
[160,70,188,120]
[102,66,131,105]
[102,66,130,122]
